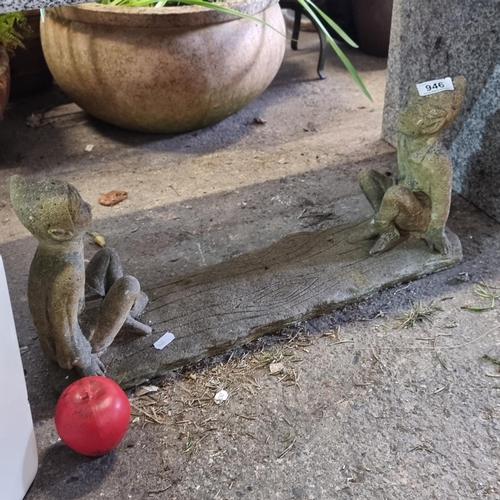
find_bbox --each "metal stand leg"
[316,26,327,79]
[280,0,328,80]
[291,10,301,51]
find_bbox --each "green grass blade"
[464,305,494,312]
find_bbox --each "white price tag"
[153,332,175,350]
[416,77,454,96]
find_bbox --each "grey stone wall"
[1,1,84,13]
[382,0,500,221]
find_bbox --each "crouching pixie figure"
[358,76,467,256]
[10,175,152,376]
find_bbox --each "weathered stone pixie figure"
[358,76,467,255]
[10,175,151,376]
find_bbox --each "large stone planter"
[0,48,9,119]
[40,0,286,133]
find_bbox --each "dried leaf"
[253,117,267,125]
[26,113,44,128]
[90,232,106,247]
[99,190,128,207]
[135,385,159,397]
[26,104,85,128]
[303,122,317,132]
[269,362,284,375]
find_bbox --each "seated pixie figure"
[10,175,151,377]
[358,76,467,255]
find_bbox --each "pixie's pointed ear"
[48,228,74,241]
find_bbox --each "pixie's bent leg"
[357,169,394,213]
[375,185,430,233]
[89,276,151,354]
[85,248,123,298]
[369,186,430,255]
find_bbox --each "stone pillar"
[382,0,500,221]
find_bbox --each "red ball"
[55,376,130,457]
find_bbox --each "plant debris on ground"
[398,300,441,329]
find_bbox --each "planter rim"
[49,0,281,28]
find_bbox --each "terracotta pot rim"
[0,47,9,74]
[0,46,10,118]
[49,0,280,28]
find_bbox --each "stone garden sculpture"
[10,175,151,377]
[357,75,467,255]
[8,78,468,389]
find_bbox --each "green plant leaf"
[0,12,28,51]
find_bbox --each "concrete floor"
[1,31,500,499]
